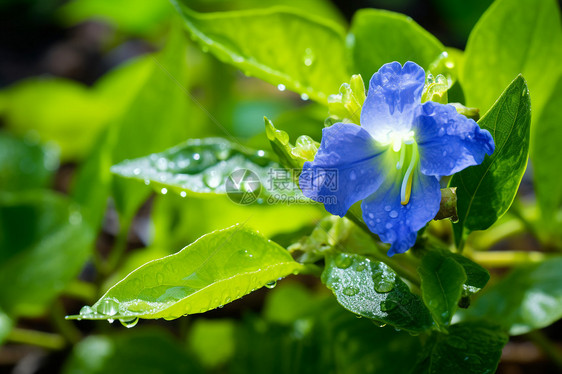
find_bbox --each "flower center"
[391,131,418,206]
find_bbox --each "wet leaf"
[111,137,302,201]
[68,225,302,321]
[171,1,349,103]
[321,252,433,332]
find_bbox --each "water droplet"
[203,171,221,189]
[161,187,168,195]
[108,319,114,324]
[438,128,446,137]
[277,84,286,91]
[442,150,447,156]
[350,171,357,180]
[334,253,353,269]
[144,179,150,185]
[380,299,398,312]
[180,191,187,198]
[342,287,359,296]
[303,48,315,67]
[384,205,392,212]
[79,305,94,316]
[389,210,398,218]
[192,153,201,161]
[120,317,139,328]
[133,168,141,175]
[98,299,119,316]
[385,223,393,229]
[265,281,277,289]
[372,265,396,293]
[156,158,167,171]
[300,93,309,101]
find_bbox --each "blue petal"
[361,167,441,256]
[361,61,426,142]
[300,123,389,217]
[413,101,495,177]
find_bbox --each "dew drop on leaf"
[98,298,119,316]
[79,305,94,316]
[119,317,139,328]
[342,287,359,296]
[265,280,277,289]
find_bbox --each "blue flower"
[300,61,495,256]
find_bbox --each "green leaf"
[171,1,349,103]
[461,257,562,335]
[461,0,562,117]
[349,9,445,79]
[448,252,490,296]
[110,137,297,199]
[0,132,59,192]
[63,330,202,374]
[418,252,467,328]
[450,75,531,241]
[0,309,13,345]
[0,191,94,317]
[0,78,116,161]
[264,117,300,169]
[68,225,302,321]
[188,319,236,369]
[412,321,508,374]
[58,0,173,36]
[321,252,433,332]
[531,76,562,225]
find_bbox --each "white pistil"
[400,145,418,205]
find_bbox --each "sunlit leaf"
[0,191,94,317]
[450,75,531,243]
[68,225,303,321]
[349,9,445,79]
[322,252,433,332]
[0,309,12,345]
[171,1,349,103]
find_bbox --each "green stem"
[50,300,82,344]
[527,329,562,370]
[6,328,66,350]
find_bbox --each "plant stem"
[527,329,562,370]
[6,328,66,350]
